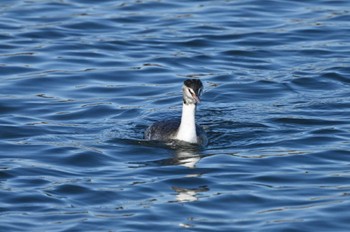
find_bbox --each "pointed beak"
[193,94,200,104]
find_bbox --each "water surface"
[1,0,350,231]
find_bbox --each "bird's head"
[183,79,203,105]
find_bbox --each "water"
[1,0,350,231]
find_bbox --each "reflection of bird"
[176,149,201,168]
[172,186,209,202]
[144,79,207,146]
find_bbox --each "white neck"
[176,103,197,143]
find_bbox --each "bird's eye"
[188,88,194,95]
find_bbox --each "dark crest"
[184,79,203,94]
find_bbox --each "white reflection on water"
[175,149,201,168]
[173,186,209,203]
[172,148,209,203]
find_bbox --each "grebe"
[144,79,207,146]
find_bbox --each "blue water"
[1,0,350,231]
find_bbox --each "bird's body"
[144,79,207,146]
[144,118,207,145]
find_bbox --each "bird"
[144,79,207,146]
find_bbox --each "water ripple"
[1,0,350,231]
